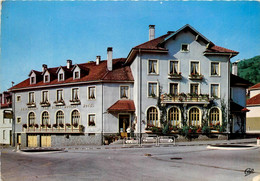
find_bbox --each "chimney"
[42,64,47,72]
[96,56,101,65]
[149,25,155,41]
[67,60,72,69]
[232,62,238,76]
[107,47,113,71]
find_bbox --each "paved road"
[1,145,260,181]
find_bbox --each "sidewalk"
[54,138,258,151]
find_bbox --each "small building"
[246,83,260,134]
[0,92,13,145]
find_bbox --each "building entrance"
[119,115,130,138]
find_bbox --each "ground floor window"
[28,112,35,126]
[189,107,200,126]
[71,110,80,127]
[210,108,220,126]
[41,111,49,126]
[147,107,159,127]
[168,107,180,127]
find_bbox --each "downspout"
[139,49,142,144]
[228,56,231,137]
[12,92,15,147]
[101,83,104,145]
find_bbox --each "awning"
[107,100,135,112]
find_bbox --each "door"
[28,135,37,147]
[41,135,51,147]
[17,134,21,145]
[119,115,130,138]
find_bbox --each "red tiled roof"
[249,83,260,90]
[247,94,260,106]
[10,58,134,91]
[205,45,239,54]
[107,100,135,112]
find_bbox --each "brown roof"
[249,83,260,90]
[230,101,244,113]
[107,100,135,112]
[10,58,134,91]
[205,45,239,54]
[230,74,253,87]
[247,94,260,106]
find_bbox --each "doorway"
[119,114,130,138]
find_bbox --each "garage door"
[28,135,37,147]
[41,135,51,147]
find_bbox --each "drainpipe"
[138,49,142,144]
[101,83,104,145]
[12,92,15,147]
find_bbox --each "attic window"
[59,73,64,81]
[31,77,35,84]
[75,71,79,79]
[44,75,49,83]
[181,44,189,52]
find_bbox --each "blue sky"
[1,1,259,92]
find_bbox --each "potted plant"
[59,123,64,128]
[47,124,51,128]
[22,124,27,128]
[73,122,78,128]
[34,124,39,128]
[66,123,71,127]
[53,123,58,128]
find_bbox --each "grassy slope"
[237,55,260,84]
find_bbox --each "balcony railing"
[23,125,84,133]
[161,93,210,104]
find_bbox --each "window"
[42,91,48,103]
[209,108,220,126]
[88,87,96,100]
[28,112,35,126]
[88,114,96,127]
[29,92,35,103]
[148,60,158,74]
[189,108,200,126]
[181,44,189,52]
[148,82,157,97]
[72,88,79,101]
[56,111,64,125]
[17,117,21,124]
[120,86,129,99]
[168,107,180,127]
[169,83,178,95]
[75,71,79,79]
[44,75,49,82]
[3,130,5,140]
[190,83,199,94]
[211,84,219,98]
[71,110,80,127]
[41,111,49,126]
[190,62,199,75]
[169,61,179,74]
[31,77,35,84]
[147,107,159,127]
[16,95,21,102]
[211,62,220,76]
[57,90,63,102]
[59,73,64,81]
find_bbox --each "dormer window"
[59,73,64,81]
[181,44,189,52]
[75,71,79,79]
[44,75,49,82]
[30,77,35,84]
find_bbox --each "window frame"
[71,88,80,101]
[188,107,201,127]
[16,95,21,102]
[88,113,96,127]
[146,106,160,127]
[88,86,96,100]
[189,83,200,95]
[71,109,80,127]
[210,83,220,98]
[55,110,65,127]
[28,111,36,126]
[147,82,158,98]
[74,71,80,79]
[147,59,159,75]
[189,60,200,75]
[167,106,181,127]
[168,60,180,75]
[41,91,49,103]
[56,89,64,102]
[181,43,189,52]
[41,111,50,126]
[58,73,64,81]
[210,62,221,76]
[17,117,21,124]
[28,92,35,104]
[169,83,179,95]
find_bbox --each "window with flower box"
[28,112,35,126]
[41,111,49,127]
[56,111,64,127]
[71,110,80,127]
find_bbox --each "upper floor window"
[211,62,220,76]
[59,73,64,81]
[181,44,189,52]
[169,61,179,75]
[148,82,158,97]
[17,117,21,124]
[148,60,158,74]
[169,83,178,95]
[56,111,64,125]
[16,95,21,102]
[41,111,49,126]
[42,91,49,103]
[120,86,129,99]
[44,75,49,83]
[211,84,219,98]
[71,110,80,127]
[190,61,199,75]
[190,83,199,95]
[74,71,80,79]
[72,88,79,101]
[28,112,35,125]
[56,90,63,102]
[88,87,96,100]
[28,92,35,103]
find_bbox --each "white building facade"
[10,25,241,147]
